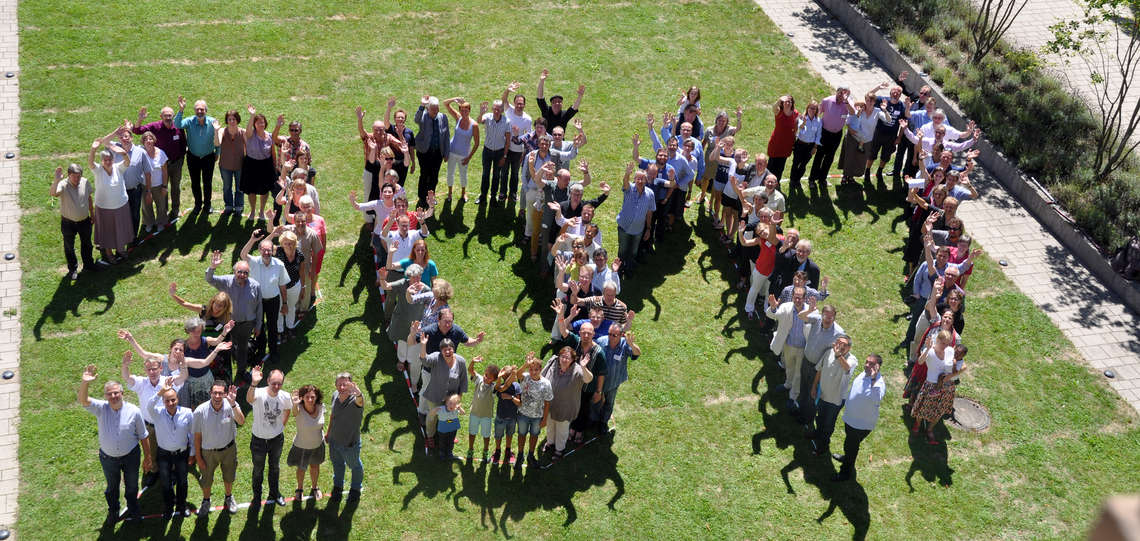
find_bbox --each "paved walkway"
[0,0,19,536]
[756,0,1140,414]
[974,0,1140,146]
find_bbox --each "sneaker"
[475,195,484,204]
[198,498,211,516]
[504,450,515,465]
[155,224,164,233]
[513,457,523,470]
[482,450,489,463]
[68,271,79,281]
[271,495,286,506]
[491,449,501,464]
[225,495,237,514]
[180,507,193,518]
[96,259,113,267]
[168,216,179,227]
[144,225,154,234]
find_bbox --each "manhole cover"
[946,397,990,432]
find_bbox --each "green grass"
[16,1,1140,540]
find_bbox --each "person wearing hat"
[51,163,96,280]
[536,68,585,131]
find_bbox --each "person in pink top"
[807,85,854,188]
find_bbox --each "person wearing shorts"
[466,360,498,462]
[514,356,552,469]
[492,365,522,465]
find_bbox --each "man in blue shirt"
[595,326,640,433]
[147,379,195,519]
[177,98,219,214]
[78,362,152,523]
[615,161,656,277]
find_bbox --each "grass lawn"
[15,1,1140,540]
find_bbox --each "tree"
[1047,0,1140,182]
[970,0,1029,63]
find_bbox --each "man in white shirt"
[810,335,856,457]
[502,81,532,203]
[240,227,289,363]
[121,350,183,488]
[246,366,291,506]
[833,354,885,482]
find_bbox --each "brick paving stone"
[755,0,1140,415]
[0,0,18,535]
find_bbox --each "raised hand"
[387,96,397,109]
[479,101,488,116]
[168,282,178,297]
[646,113,654,128]
[226,385,238,403]
[138,106,148,122]
[117,328,133,342]
[223,320,235,334]
[550,297,564,315]
[82,364,97,382]
[767,294,779,310]
[355,106,365,120]
[178,95,187,110]
[216,341,233,352]
[246,104,256,116]
[250,366,263,385]
[577,84,585,96]
[578,160,589,174]
[807,295,818,311]
[507,81,521,93]
[599,180,611,193]
[540,68,549,80]
[275,114,285,127]
[632,133,640,146]
[625,161,635,175]
[573,118,583,130]
[210,250,223,269]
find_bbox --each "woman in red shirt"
[766,96,798,181]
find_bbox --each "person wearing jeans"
[146,381,194,519]
[811,336,856,457]
[178,99,218,213]
[215,109,246,214]
[614,163,656,276]
[51,164,95,279]
[834,354,885,482]
[478,100,510,204]
[246,367,291,505]
[327,373,364,496]
[78,363,151,522]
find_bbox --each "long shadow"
[433,198,472,241]
[32,273,117,340]
[753,368,872,541]
[494,436,625,533]
[334,225,382,339]
[278,496,319,541]
[901,411,955,490]
[314,493,359,541]
[1041,243,1140,352]
[462,203,522,261]
[792,4,884,77]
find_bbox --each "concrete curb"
[816,0,1140,315]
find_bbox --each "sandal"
[294,488,303,499]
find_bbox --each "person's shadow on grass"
[314,493,359,541]
[278,495,319,541]
[33,271,117,341]
[901,412,955,490]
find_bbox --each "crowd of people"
[68,67,982,525]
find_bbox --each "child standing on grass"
[436,393,463,460]
[492,365,522,465]
[467,359,499,462]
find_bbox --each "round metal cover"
[946,396,990,432]
[1,371,11,380]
